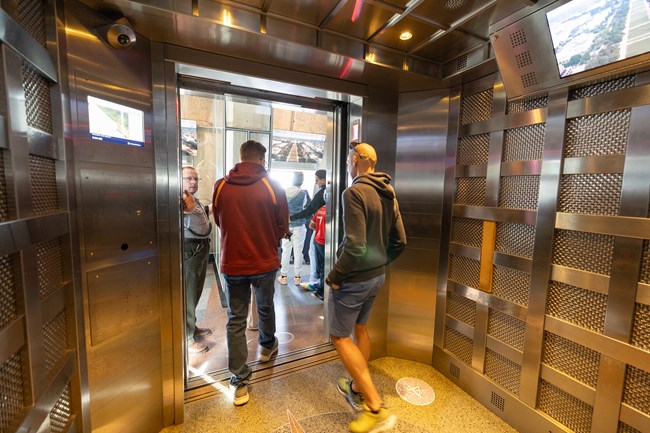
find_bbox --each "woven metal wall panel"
[444,326,473,365]
[618,422,642,433]
[640,240,650,284]
[36,238,64,299]
[50,384,72,433]
[568,75,636,101]
[484,348,521,395]
[448,255,480,290]
[488,308,525,351]
[446,290,477,326]
[492,265,530,306]
[538,380,593,433]
[506,95,548,114]
[43,311,67,380]
[0,151,7,222]
[631,303,650,351]
[457,133,490,165]
[547,281,607,333]
[30,155,58,215]
[0,254,16,330]
[460,89,493,125]
[542,332,600,387]
[455,177,485,206]
[18,0,47,48]
[495,222,535,258]
[552,230,615,276]
[450,217,483,248]
[559,173,623,216]
[0,352,25,432]
[22,62,53,134]
[502,124,546,162]
[498,176,539,210]
[623,366,650,414]
[564,110,630,158]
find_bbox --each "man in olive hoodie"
[327,142,406,433]
[212,140,289,406]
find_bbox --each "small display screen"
[546,0,650,78]
[88,96,144,147]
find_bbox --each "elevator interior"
[1,0,650,433]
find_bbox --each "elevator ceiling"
[77,0,538,90]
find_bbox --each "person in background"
[278,171,310,285]
[290,169,326,289]
[212,140,289,406]
[327,142,407,433]
[182,166,213,356]
[309,205,326,301]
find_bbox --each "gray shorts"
[328,274,386,338]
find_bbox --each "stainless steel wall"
[432,71,650,433]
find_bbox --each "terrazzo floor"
[162,357,517,433]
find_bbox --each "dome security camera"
[106,23,136,49]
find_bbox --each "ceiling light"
[399,31,412,41]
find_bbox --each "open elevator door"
[177,76,348,396]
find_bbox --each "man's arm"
[290,187,324,221]
[386,199,407,263]
[326,189,366,286]
[273,183,290,239]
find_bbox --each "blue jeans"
[223,271,277,385]
[184,239,209,344]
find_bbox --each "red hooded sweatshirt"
[212,161,289,276]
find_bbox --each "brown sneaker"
[188,341,208,355]
[194,327,212,340]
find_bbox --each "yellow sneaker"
[349,404,397,433]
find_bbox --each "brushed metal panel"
[0,317,25,364]
[27,127,57,160]
[456,164,487,177]
[87,258,158,345]
[550,265,610,296]
[0,213,68,255]
[446,315,474,339]
[566,83,650,118]
[637,283,650,305]
[493,252,531,273]
[453,204,536,224]
[449,242,481,261]
[555,213,650,239]
[519,88,568,406]
[540,364,595,406]
[40,284,66,326]
[500,160,541,176]
[486,335,523,364]
[562,155,625,175]
[79,168,156,266]
[458,107,546,136]
[619,404,650,433]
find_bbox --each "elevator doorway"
[178,80,345,390]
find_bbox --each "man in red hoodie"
[212,140,289,406]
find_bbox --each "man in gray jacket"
[326,142,407,433]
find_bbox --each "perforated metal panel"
[0,254,16,330]
[49,383,72,433]
[506,94,548,114]
[450,217,483,248]
[36,237,64,299]
[498,176,539,210]
[30,155,58,215]
[446,290,477,326]
[503,124,546,162]
[568,75,636,101]
[547,281,607,333]
[0,151,7,222]
[552,230,615,276]
[491,265,530,306]
[22,62,53,134]
[0,352,25,432]
[564,111,630,158]
[542,332,600,388]
[538,380,593,433]
[495,222,535,258]
[631,303,650,351]
[457,133,490,165]
[43,311,68,380]
[444,326,473,365]
[455,177,485,206]
[18,0,47,48]
[460,89,493,125]
[448,255,480,290]
[623,366,650,414]
[484,348,521,395]
[559,174,623,216]
[618,421,642,433]
[488,308,525,351]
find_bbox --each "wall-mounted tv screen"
[88,96,145,147]
[547,0,650,78]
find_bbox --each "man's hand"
[182,189,196,212]
[326,278,340,290]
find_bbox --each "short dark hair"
[240,140,266,162]
[315,169,326,180]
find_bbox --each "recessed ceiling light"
[399,31,412,41]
